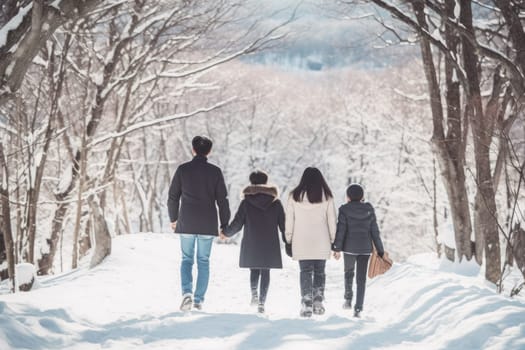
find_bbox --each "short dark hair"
[192,136,212,156]
[347,184,364,201]
[249,171,268,185]
[291,167,332,203]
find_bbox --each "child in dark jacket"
[332,184,384,317]
[221,171,286,314]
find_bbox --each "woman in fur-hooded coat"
[224,184,285,269]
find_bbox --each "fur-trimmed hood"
[242,184,279,210]
[243,184,279,198]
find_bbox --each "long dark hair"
[291,167,333,203]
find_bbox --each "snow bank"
[0,234,523,349]
[14,263,38,292]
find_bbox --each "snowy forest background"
[0,0,524,294]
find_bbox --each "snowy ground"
[1,233,524,350]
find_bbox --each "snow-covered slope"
[0,234,524,350]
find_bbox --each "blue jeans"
[180,234,214,304]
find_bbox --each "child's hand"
[333,251,341,260]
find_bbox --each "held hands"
[219,230,227,241]
[170,221,177,231]
[333,251,341,260]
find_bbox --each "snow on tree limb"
[0,3,33,48]
[369,0,468,88]
[89,97,237,147]
[0,0,105,105]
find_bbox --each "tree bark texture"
[88,197,111,268]
[0,143,16,291]
[0,0,103,105]
[413,0,473,261]
[459,0,501,283]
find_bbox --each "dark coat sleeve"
[215,169,231,230]
[332,207,347,252]
[370,207,384,255]
[223,200,245,237]
[276,200,286,243]
[167,167,182,223]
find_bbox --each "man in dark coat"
[168,136,230,311]
[222,171,286,313]
[332,183,384,317]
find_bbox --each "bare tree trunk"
[35,39,70,275]
[505,166,514,267]
[0,230,6,280]
[493,88,516,193]
[511,225,525,280]
[0,143,16,291]
[88,197,111,268]
[0,0,104,105]
[72,130,87,269]
[493,0,525,98]
[79,217,92,257]
[432,158,441,258]
[14,157,21,265]
[39,199,71,275]
[413,0,472,261]
[118,185,131,235]
[460,0,501,283]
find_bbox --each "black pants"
[344,254,370,311]
[299,260,326,306]
[250,269,270,304]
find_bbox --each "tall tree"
[361,0,524,283]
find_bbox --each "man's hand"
[170,221,177,231]
[333,251,341,260]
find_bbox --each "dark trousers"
[299,260,326,306]
[250,269,270,304]
[344,254,370,311]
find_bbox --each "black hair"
[291,167,333,203]
[249,171,268,185]
[347,184,364,201]
[192,136,212,156]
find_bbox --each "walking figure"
[222,171,286,314]
[285,167,337,317]
[168,136,230,311]
[332,184,384,318]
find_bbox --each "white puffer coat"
[285,195,337,261]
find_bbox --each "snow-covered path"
[1,233,524,350]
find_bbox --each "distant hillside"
[242,3,419,70]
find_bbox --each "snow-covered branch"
[89,97,236,147]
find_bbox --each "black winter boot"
[250,289,258,306]
[313,300,325,315]
[258,303,265,314]
[300,298,313,317]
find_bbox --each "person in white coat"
[285,167,337,317]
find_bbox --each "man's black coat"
[167,155,230,235]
